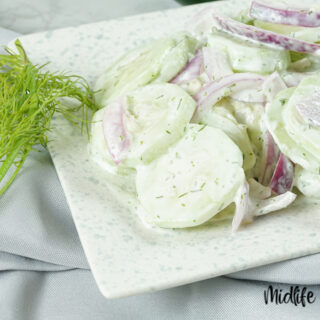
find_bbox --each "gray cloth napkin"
[1,27,320,319]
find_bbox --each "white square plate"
[14,0,320,298]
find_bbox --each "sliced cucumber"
[207,34,289,74]
[103,83,196,167]
[254,20,305,35]
[266,88,320,172]
[290,27,320,44]
[221,99,267,180]
[94,33,197,106]
[136,124,245,228]
[282,75,320,164]
[197,106,256,171]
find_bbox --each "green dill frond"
[0,39,98,196]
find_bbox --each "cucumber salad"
[89,1,320,231]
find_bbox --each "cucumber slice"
[220,100,268,180]
[136,124,245,228]
[207,34,289,74]
[254,20,305,35]
[282,75,320,164]
[94,33,197,106]
[290,27,320,44]
[102,83,196,167]
[197,106,256,171]
[266,88,320,172]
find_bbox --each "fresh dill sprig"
[0,39,98,196]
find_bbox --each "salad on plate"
[89,0,320,232]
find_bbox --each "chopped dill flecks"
[198,124,207,132]
[279,98,287,106]
[200,182,206,190]
[178,192,188,198]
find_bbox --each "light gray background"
[0,0,180,34]
[1,0,320,319]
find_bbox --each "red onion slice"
[202,46,232,81]
[295,89,320,127]
[171,50,203,85]
[261,132,280,186]
[269,153,294,195]
[193,73,264,121]
[232,180,297,232]
[211,12,320,54]
[250,1,320,28]
[232,181,249,233]
[102,100,130,165]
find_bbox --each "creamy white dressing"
[89,1,320,230]
[295,88,320,126]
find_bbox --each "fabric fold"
[1,270,320,320]
[0,251,76,272]
[0,148,89,270]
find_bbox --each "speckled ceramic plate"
[12,0,320,299]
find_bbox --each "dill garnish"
[0,40,98,195]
